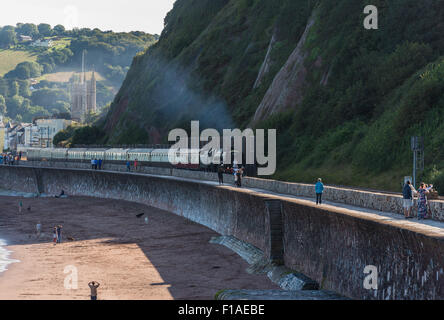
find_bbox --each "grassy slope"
[0,49,38,76]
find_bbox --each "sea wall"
[24,160,444,221]
[1,165,443,300]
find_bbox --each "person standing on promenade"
[98,159,103,170]
[417,182,430,220]
[402,180,415,219]
[126,160,131,172]
[88,281,100,300]
[134,159,138,172]
[315,178,324,205]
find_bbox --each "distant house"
[19,35,33,42]
[31,39,54,48]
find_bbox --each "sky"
[0,0,177,34]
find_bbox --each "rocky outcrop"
[252,16,315,124]
[253,31,277,89]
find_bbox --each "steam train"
[24,147,257,175]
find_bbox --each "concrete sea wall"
[1,165,443,300]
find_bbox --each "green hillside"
[0,24,157,122]
[102,0,444,193]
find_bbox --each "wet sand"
[0,196,278,300]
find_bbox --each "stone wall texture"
[2,165,443,300]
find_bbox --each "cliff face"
[103,0,444,191]
[103,0,315,142]
[252,15,315,124]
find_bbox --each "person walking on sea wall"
[126,160,131,172]
[315,178,324,205]
[403,180,415,219]
[417,182,430,220]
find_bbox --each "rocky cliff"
[102,0,444,192]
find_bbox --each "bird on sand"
[136,213,145,218]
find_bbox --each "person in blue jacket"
[315,178,324,205]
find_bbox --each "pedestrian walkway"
[124,170,444,237]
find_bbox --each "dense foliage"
[107,0,444,193]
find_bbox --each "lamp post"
[411,136,424,189]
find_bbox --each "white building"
[34,119,73,148]
[19,35,33,42]
[31,39,54,47]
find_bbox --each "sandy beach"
[0,195,278,300]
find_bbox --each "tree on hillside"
[0,27,17,48]
[38,23,52,37]
[17,23,39,38]
[5,61,43,80]
[53,24,66,35]
[9,81,19,97]
[0,94,6,115]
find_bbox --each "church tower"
[87,70,97,114]
[70,51,97,123]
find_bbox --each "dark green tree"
[38,23,52,37]
[0,27,17,48]
[17,23,39,38]
[53,24,66,35]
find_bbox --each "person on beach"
[36,221,42,238]
[315,178,324,205]
[53,227,58,245]
[18,201,23,214]
[402,180,415,219]
[56,225,63,243]
[417,182,431,220]
[88,281,100,300]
